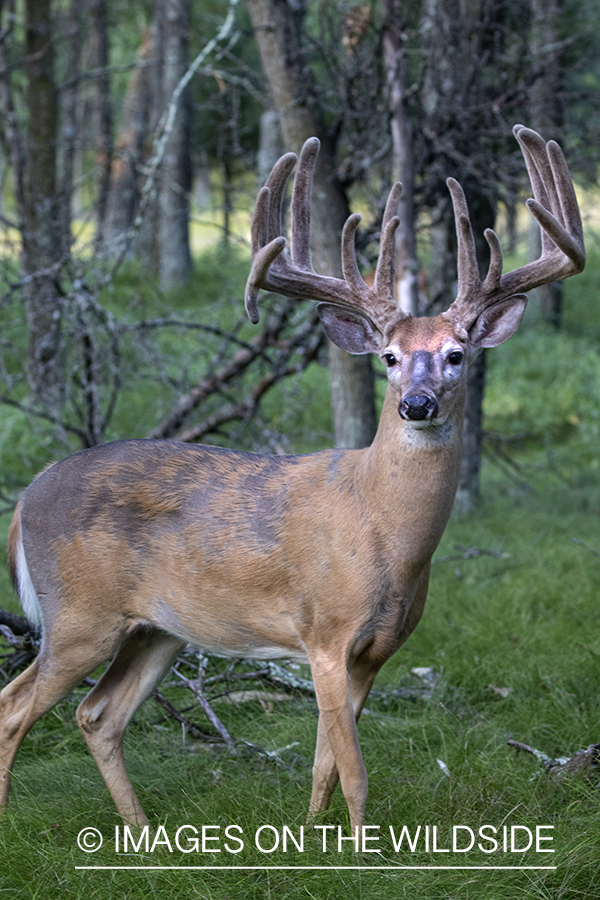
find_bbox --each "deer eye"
[448,351,463,366]
[383,353,398,367]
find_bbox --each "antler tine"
[515,129,554,207]
[265,152,298,246]
[482,227,504,291]
[447,177,481,298]
[373,183,403,302]
[290,138,319,269]
[445,126,585,330]
[341,212,368,291]
[521,129,585,267]
[547,138,584,248]
[513,126,561,258]
[245,153,296,322]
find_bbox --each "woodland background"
[1,1,600,898]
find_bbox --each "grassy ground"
[1,254,600,898]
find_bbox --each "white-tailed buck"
[0,127,585,830]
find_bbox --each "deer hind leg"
[0,660,42,808]
[308,655,380,831]
[75,628,184,827]
[0,634,114,810]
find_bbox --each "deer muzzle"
[399,394,439,421]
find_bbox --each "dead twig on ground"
[507,738,600,780]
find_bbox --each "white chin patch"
[406,419,439,430]
[401,417,454,449]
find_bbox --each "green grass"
[1,253,600,897]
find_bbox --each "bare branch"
[153,690,224,743]
[172,656,236,750]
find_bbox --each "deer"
[0,126,585,833]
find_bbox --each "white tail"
[0,127,584,830]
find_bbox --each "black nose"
[399,394,439,421]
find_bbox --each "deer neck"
[354,383,466,545]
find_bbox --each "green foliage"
[0,245,334,494]
[485,251,600,480]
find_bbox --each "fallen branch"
[433,545,510,564]
[572,537,600,561]
[172,656,236,750]
[0,613,41,682]
[154,690,224,743]
[507,738,600,780]
[0,608,40,639]
[148,304,323,443]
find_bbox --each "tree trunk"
[529,0,563,329]
[427,195,458,316]
[454,189,495,514]
[90,0,113,250]
[22,0,64,419]
[419,0,497,513]
[133,13,161,271]
[419,0,460,323]
[58,0,85,255]
[453,351,486,516]
[156,0,193,289]
[382,0,419,316]
[246,0,377,449]
[257,109,284,186]
[105,30,154,251]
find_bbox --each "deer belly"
[150,593,309,662]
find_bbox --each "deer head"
[245,126,585,433]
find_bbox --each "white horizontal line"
[75,865,557,871]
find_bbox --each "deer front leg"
[309,655,380,831]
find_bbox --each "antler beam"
[446,125,585,329]
[245,138,404,334]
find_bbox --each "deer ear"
[317,304,382,354]
[468,294,528,350]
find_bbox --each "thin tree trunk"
[529,0,563,329]
[420,0,459,322]
[22,0,63,418]
[105,30,154,251]
[257,109,284,186]
[58,0,85,254]
[134,13,162,271]
[0,1,27,231]
[427,195,457,316]
[156,0,193,289]
[454,351,486,515]
[90,0,113,249]
[221,151,233,249]
[382,0,419,316]
[419,0,496,512]
[454,189,495,514]
[246,0,377,449]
